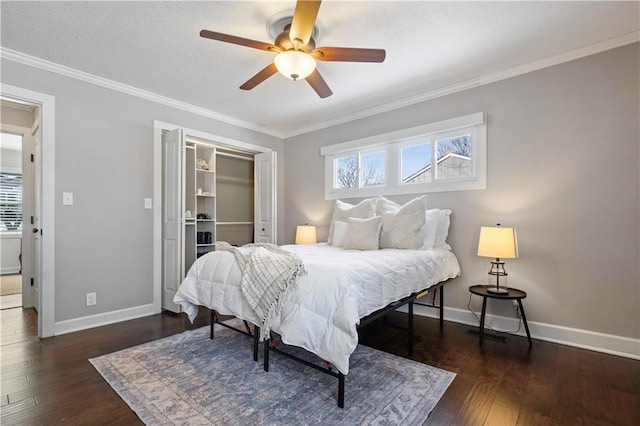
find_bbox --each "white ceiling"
[1,1,638,138]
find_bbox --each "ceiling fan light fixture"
[274,50,316,81]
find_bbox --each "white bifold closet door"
[161,128,184,312]
[254,151,276,244]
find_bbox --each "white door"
[162,129,184,312]
[254,151,276,244]
[31,117,42,312]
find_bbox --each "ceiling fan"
[200,0,386,98]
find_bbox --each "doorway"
[1,84,55,338]
[1,103,33,310]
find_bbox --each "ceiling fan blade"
[312,47,386,63]
[239,63,278,90]
[290,0,322,47]
[200,30,278,52]
[305,69,332,98]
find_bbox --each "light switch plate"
[144,198,152,209]
[62,192,73,205]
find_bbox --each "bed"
[173,242,460,406]
[174,196,461,406]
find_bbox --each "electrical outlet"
[86,292,97,307]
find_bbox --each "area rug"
[90,323,455,425]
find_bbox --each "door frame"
[153,120,275,314]
[0,122,34,307]
[1,84,56,338]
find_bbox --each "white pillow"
[331,220,349,247]
[327,199,376,244]
[376,195,428,249]
[434,209,452,249]
[376,197,426,249]
[342,216,382,250]
[375,194,428,215]
[421,209,440,249]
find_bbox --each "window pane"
[335,155,358,188]
[0,173,23,231]
[435,134,472,179]
[361,151,385,187]
[401,143,431,183]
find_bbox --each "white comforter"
[174,243,460,374]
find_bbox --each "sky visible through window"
[402,144,431,180]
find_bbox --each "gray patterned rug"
[90,323,455,425]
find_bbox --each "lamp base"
[486,286,509,294]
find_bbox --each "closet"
[161,128,275,312]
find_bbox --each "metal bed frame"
[209,279,449,408]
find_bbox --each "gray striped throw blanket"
[217,242,306,339]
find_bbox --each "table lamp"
[295,225,317,245]
[477,224,518,293]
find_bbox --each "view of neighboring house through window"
[401,141,432,183]
[402,134,472,184]
[322,112,486,199]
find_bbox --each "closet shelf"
[217,221,254,225]
[196,168,216,174]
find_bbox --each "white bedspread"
[174,243,460,374]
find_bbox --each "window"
[334,150,385,189]
[434,134,472,180]
[401,142,432,183]
[322,113,486,199]
[0,173,23,231]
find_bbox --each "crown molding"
[282,31,640,138]
[2,30,638,140]
[0,47,285,138]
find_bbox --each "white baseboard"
[1,267,21,275]
[406,304,640,360]
[54,304,156,336]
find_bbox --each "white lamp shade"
[274,50,316,80]
[477,226,519,259]
[295,225,317,244]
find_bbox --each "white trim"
[405,304,640,361]
[320,112,485,156]
[54,304,155,336]
[1,83,55,338]
[288,32,640,138]
[152,120,272,314]
[0,47,282,139]
[3,33,638,139]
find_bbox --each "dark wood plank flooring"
[1,307,638,425]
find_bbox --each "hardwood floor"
[1,307,638,425]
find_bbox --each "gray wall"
[1,59,284,323]
[284,44,639,339]
[216,155,254,246]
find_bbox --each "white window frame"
[321,112,487,200]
